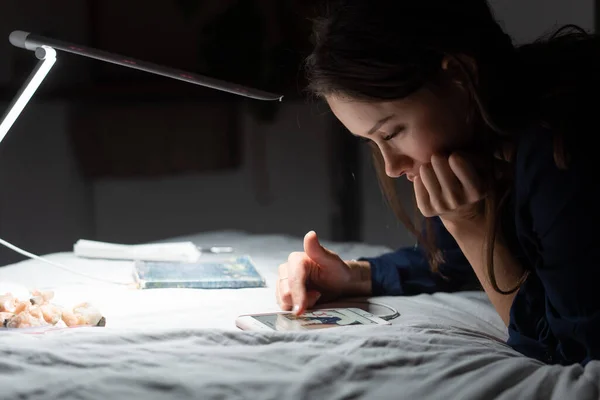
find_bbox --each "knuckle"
[439,200,451,212]
[467,192,484,204]
[278,293,292,309]
[281,292,292,306]
[280,286,292,300]
[446,198,458,210]
[277,281,292,304]
[447,191,463,209]
[429,197,443,213]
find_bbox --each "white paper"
[73,239,201,263]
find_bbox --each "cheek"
[405,117,462,162]
[394,131,438,165]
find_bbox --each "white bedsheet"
[0,231,598,399]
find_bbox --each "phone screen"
[252,308,379,331]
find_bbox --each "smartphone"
[235,307,391,332]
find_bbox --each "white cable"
[0,237,130,286]
[315,299,400,321]
[367,301,400,320]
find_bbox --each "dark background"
[0,0,594,265]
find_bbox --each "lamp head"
[9,30,34,51]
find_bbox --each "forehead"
[327,95,392,119]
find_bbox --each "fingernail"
[292,305,300,314]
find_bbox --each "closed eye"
[382,126,405,141]
[353,125,404,143]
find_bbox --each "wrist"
[344,260,372,296]
[441,215,486,238]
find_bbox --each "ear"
[441,54,479,87]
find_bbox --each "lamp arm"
[9,30,283,102]
[0,46,56,145]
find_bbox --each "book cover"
[133,255,266,289]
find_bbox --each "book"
[133,255,266,289]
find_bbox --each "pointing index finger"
[288,256,308,315]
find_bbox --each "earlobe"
[441,57,451,71]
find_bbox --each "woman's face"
[326,84,473,181]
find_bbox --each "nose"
[381,149,412,178]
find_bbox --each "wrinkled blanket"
[0,231,598,399]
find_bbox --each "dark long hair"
[305,0,600,294]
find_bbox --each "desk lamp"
[0,30,283,144]
[0,30,283,279]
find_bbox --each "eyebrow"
[366,115,394,135]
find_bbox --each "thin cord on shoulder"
[0,237,131,286]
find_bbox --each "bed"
[0,231,598,400]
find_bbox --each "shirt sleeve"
[508,128,600,365]
[359,217,478,296]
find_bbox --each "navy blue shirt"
[360,126,599,366]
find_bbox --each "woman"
[275,0,600,366]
